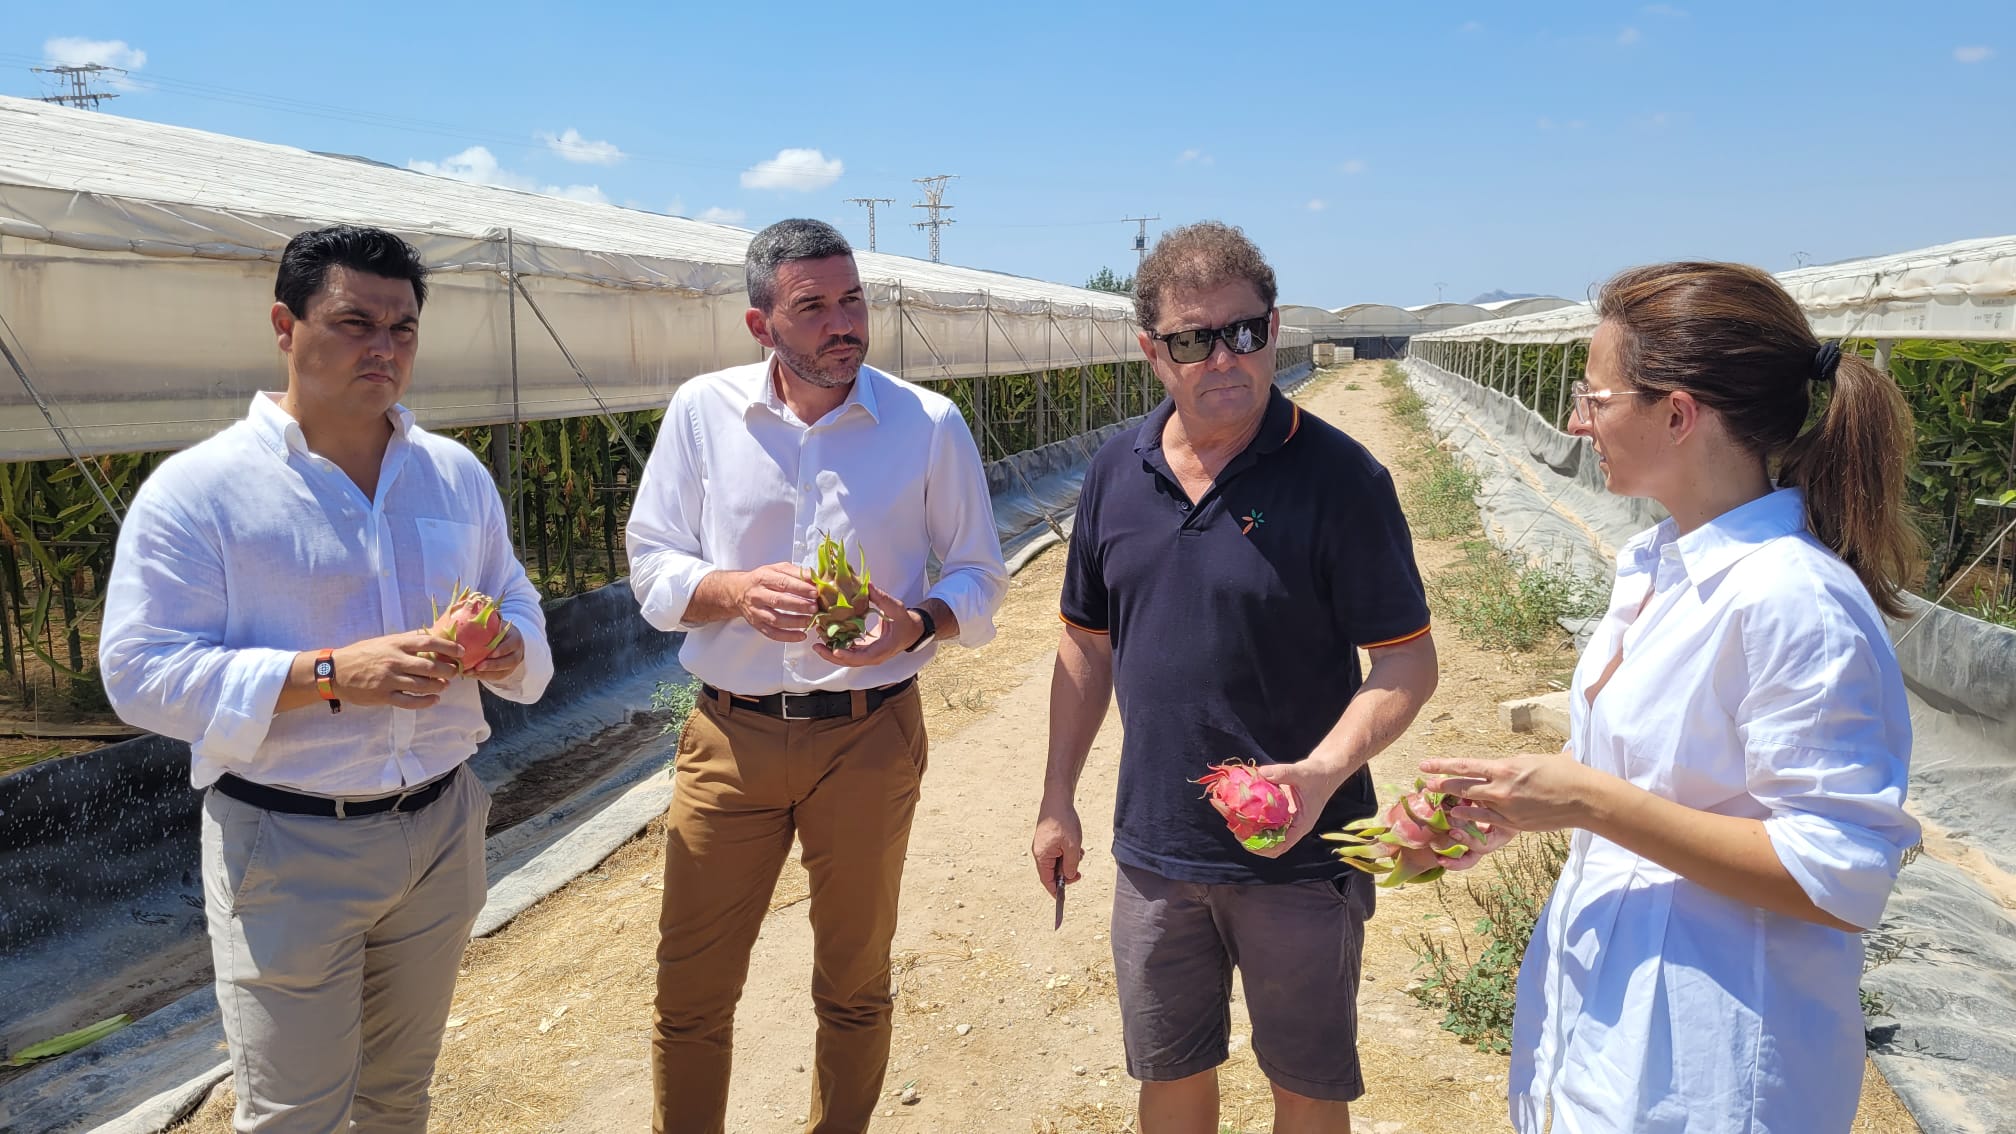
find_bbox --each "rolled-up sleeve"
[99,487,295,767]
[1740,592,1919,930]
[625,396,717,632]
[922,405,1008,647]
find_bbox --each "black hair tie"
[1812,342,1842,383]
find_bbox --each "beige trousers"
[200,764,490,1134]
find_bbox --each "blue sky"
[6,2,2010,308]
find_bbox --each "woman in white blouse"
[1421,261,1923,1133]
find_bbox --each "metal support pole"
[1556,342,1571,425]
[505,230,525,562]
[896,281,907,377]
[507,272,647,469]
[980,290,992,461]
[1039,310,1050,447]
[1874,338,1894,374]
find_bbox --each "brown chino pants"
[652,684,927,1134]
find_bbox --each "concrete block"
[1499,691,1571,737]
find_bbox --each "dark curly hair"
[1133,221,1277,331]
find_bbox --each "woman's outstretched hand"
[1419,751,1607,834]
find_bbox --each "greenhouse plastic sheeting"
[1401,357,1661,589]
[1401,355,2016,1134]
[1412,234,2016,345]
[1891,596,2016,879]
[0,97,1325,461]
[1861,856,2016,1134]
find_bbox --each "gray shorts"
[1110,861,1374,1101]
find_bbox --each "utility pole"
[1122,216,1159,267]
[912,175,957,263]
[32,63,123,110]
[843,197,896,252]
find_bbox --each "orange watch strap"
[315,648,341,713]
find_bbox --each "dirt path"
[177,362,1916,1132]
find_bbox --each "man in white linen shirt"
[626,217,1008,1134]
[99,224,553,1134]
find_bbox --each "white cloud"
[740,148,844,191]
[1954,45,1994,64]
[666,197,687,217]
[1458,20,1484,33]
[1618,26,1642,46]
[1306,199,1327,212]
[698,207,748,226]
[538,127,625,166]
[42,37,147,90]
[1641,4,1687,16]
[409,146,525,187]
[407,146,607,204]
[1340,159,1368,175]
[1178,148,1214,165]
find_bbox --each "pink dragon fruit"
[1196,761,1295,852]
[426,582,512,674]
[1322,778,1501,888]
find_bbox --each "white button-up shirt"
[625,358,1008,694]
[101,393,554,795]
[1512,488,1918,1133]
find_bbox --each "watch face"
[315,659,333,679]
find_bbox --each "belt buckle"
[778,692,816,721]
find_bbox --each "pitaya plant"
[426,582,512,674]
[1322,778,1500,888]
[807,533,873,649]
[1196,760,1295,852]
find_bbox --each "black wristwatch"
[903,606,937,653]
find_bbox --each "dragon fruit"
[1322,778,1498,888]
[1196,760,1295,851]
[807,533,873,649]
[426,582,512,674]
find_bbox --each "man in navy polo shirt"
[1030,221,1438,1133]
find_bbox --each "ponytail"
[1778,351,1923,618]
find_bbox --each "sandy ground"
[177,361,1918,1132]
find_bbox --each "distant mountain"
[1468,289,1543,304]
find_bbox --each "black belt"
[213,765,460,819]
[700,677,915,721]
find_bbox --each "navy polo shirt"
[1059,386,1430,885]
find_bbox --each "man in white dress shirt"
[100,224,553,1133]
[626,218,1008,1134]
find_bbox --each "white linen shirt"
[1511,488,1918,1134]
[100,393,554,795]
[625,358,1008,694]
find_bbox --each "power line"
[912,175,957,264]
[1121,215,1159,266]
[0,53,852,180]
[843,197,896,252]
[31,63,122,110]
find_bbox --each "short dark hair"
[745,219,853,312]
[1133,221,1277,331]
[275,224,430,317]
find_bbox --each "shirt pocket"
[414,517,482,611]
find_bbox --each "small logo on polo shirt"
[1241,509,1265,535]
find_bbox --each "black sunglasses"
[1151,313,1272,364]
